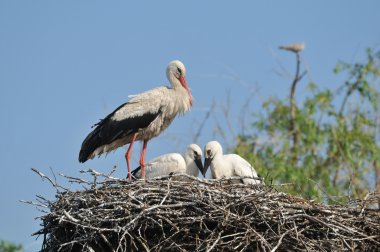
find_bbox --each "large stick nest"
[31,169,380,252]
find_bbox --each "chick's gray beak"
[194,157,204,176]
[203,157,212,177]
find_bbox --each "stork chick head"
[184,144,204,175]
[203,141,223,177]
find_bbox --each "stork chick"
[132,144,204,179]
[203,141,262,184]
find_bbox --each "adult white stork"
[203,141,262,184]
[79,60,192,180]
[131,144,204,179]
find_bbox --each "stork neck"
[168,84,192,114]
[168,74,181,89]
[184,156,199,177]
[168,73,192,103]
[184,153,193,165]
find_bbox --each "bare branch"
[192,100,216,143]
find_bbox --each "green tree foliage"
[0,240,23,252]
[235,48,380,203]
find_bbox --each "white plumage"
[132,144,203,179]
[203,141,262,184]
[79,60,192,180]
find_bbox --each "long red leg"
[139,140,148,179]
[125,133,138,181]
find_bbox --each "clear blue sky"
[0,1,379,250]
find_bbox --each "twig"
[270,228,295,252]
[206,232,221,252]
[193,99,216,143]
[31,168,68,191]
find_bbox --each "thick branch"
[289,52,305,164]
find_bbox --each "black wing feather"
[79,103,161,162]
[131,165,141,179]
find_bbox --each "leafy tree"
[235,48,380,204]
[0,240,23,252]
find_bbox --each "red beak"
[179,76,192,106]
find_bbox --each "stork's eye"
[207,150,212,156]
[177,67,182,75]
[193,151,198,158]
